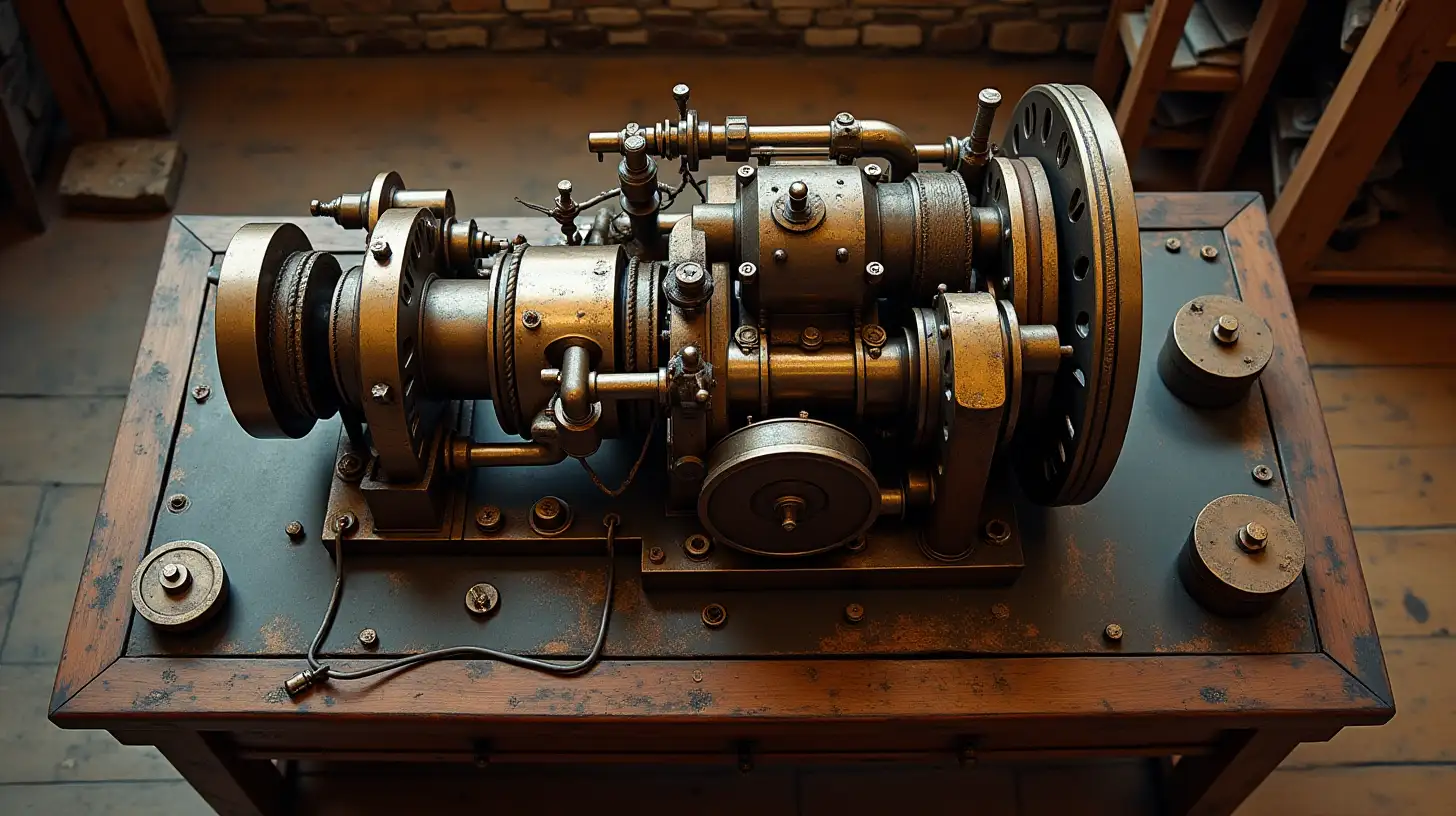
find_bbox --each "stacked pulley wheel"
[989,84,1142,507]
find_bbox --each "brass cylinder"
[726,336,910,418]
[768,345,856,406]
[420,279,493,399]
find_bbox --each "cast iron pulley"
[1000,83,1142,507]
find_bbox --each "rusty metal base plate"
[129,228,1317,662]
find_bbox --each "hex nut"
[1104,623,1124,642]
[522,310,542,330]
[983,518,1011,545]
[1165,237,1182,253]
[285,520,305,540]
[1201,245,1219,261]
[1252,464,1274,484]
[191,384,211,403]
[701,603,728,629]
[684,533,712,560]
[336,452,366,481]
[647,546,666,565]
[358,628,379,648]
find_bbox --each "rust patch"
[88,558,124,611]
[170,466,186,485]
[1061,535,1087,597]
[178,422,195,440]
[260,614,303,653]
[385,572,410,595]
[540,640,570,655]
[991,603,1011,620]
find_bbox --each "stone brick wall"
[150,0,1109,57]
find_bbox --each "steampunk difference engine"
[131,84,1302,692]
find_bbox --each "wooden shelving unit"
[1093,0,1308,191]
[1271,2,1456,295]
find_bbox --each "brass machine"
[202,83,1232,692]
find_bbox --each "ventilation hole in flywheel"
[1075,311,1090,338]
[1056,131,1071,168]
[943,349,952,376]
[1068,187,1086,223]
[1073,255,1089,281]
[1012,127,1021,152]
[1065,414,1075,439]
[1073,368,1086,387]
[1023,105,1036,140]
[412,237,423,260]
[1041,108,1053,143]
[1057,441,1067,464]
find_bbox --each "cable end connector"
[283,667,324,698]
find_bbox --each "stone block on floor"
[59,140,188,214]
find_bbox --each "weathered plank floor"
[1,56,1452,814]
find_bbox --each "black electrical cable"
[285,514,618,695]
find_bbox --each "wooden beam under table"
[1270,0,1456,295]
[1114,0,1196,162]
[63,0,175,134]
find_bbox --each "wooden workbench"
[48,193,1393,815]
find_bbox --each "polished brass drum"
[698,418,881,557]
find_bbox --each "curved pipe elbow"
[859,120,918,181]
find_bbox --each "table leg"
[153,731,288,816]
[1164,728,1324,816]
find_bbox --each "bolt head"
[475,505,504,533]
[681,345,701,369]
[701,603,727,629]
[672,83,690,99]
[285,520,305,539]
[865,261,884,282]
[978,88,1003,106]
[1213,314,1241,345]
[335,512,357,534]
[735,325,759,345]
[836,247,849,263]
[336,452,365,480]
[191,384,211,403]
[1201,245,1219,261]
[647,546,666,565]
[736,164,755,180]
[358,628,378,647]
[1239,521,1270,552]
[1252,465,1274,484]
[835,111,855,125]
[674,262,704,285]
[465,583,500,615]
[684,533,712,559]
[1164,236,1182,252]
[862,324,887,347]
[1104,623,1124,642]
[844,603,865,624]
[162,563,179,580]
[737,262,757,281]
[370,383,392,404]
[863,163,883,181]
[788,181,808,200]
[521,310,542,330]
[695,388,711,403]
[370,239,391,261]
[557,179,573,195]
[622,134,647,153]
[772,248,787,263]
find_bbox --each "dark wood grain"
[153,731,286,816]
[1269,0,1456,284]
[1114,0,1197,160]
[10,0,109,142]
[1195,0,1307,190]
[55,653,1388,733]
[62,0,174,134]
[49,220,212,714]
[1167,729,1323,816]
[1136,192,1256,230]
[1225,199,1393,706]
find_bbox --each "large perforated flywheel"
[1002,84,1141,506]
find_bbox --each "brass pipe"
[559,345,593,424]
[447,437,566,470]
[879,486,905,518]
[589,119,919,180]
[916,143,947,164]
[592,371,664,401]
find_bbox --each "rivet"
[1252,464,1274,484]
[1104,623,1124,642]
[370,238,391,261]
[191,384,211,403]
[1165,236,1181,253]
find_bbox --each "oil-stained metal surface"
[128,233,1316,660]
